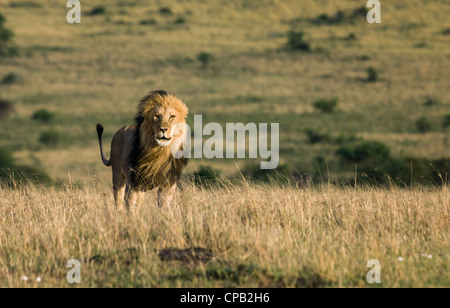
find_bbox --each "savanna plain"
[0,0,449,287]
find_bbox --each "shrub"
[193,166,222,185]
[442,28,450,35]
[241,162,293,184]
[140,18,157,25]
[337,141,450,186]
[0,147,17,181]
[305,129,328,144]
[0,13,19,57]
[313,98,338,113]
[366,67,379,82]
[350,6,368,19]
[388,158,450,187]
[416,116,431,134]
[0,146,52,186]
[0,147,15,169]
[159,7,173,15]
[1,45,19,57]
[358,55,371,61]
[344,32,357,41]
[1,72,23,84]
[8,164,53,186]
[0,24,13,43]
[89,6,106,15]
[197,52,213,68]
[287,30,310,51]
[39,130,60,147]
[423,97,439,106]
[336,140,391,165]
[312,11,345,25]
[32,109,55,123]
[311,7,366,25]
[0,99,14,118]
[443,115,450,128]
[174,16,186,24]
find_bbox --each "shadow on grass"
[164,257,333,288]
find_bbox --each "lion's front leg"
[157,184,177,208]
[125,184,140,211]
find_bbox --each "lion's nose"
[160,128,168,134]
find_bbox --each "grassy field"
[0,0,449,288]
[0,182,448,288]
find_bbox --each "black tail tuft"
[96,123,111,167]
[96,123,104,136]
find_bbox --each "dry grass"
[0,181,448,287]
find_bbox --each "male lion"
[96,90,188,210]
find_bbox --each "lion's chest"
[132,154,187,190]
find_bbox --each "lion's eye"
[154,115,160,120]
[169,115,176,120]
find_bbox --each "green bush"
[1,72,23,84]
[174,16,186,24]
[336,139,449,186]
[313,11,346,25]
[366,67,379,82]
[313,98,338,113]
[159,7,173,15]
[336,140,391,165]
[387,158,450,186]
[0,25,13,43]
[193,166,222,185]
[350,6,368,19]
[32,109,55,123]
[89,6,106,15]
[311,7,367,25]
[305,129,328,144]
[140,18,157,25]
[443,115,450,128]
[442,28,450,35]
[0,147,15,169]
[241,162,293,184]
[0,146,52,186]
[424,97,439,106]
[0,99,14,118]
[0,13,19,57]
[336,140,398,186]
[197,52,213,68]
[416,116,431,134]
[39,130,60,147]
[344,32,357,41]
[287,30,310,51]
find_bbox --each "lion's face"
[151,106,185,147]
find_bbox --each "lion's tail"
[96,124,111,167]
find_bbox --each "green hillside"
[0,0,449,185]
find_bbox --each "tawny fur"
[97,90,188,210]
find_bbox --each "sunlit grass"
[0,181,448,287]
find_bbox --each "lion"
[96,90,188,210]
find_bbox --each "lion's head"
[136,90,188,149]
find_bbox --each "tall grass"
[0,180,448,287]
